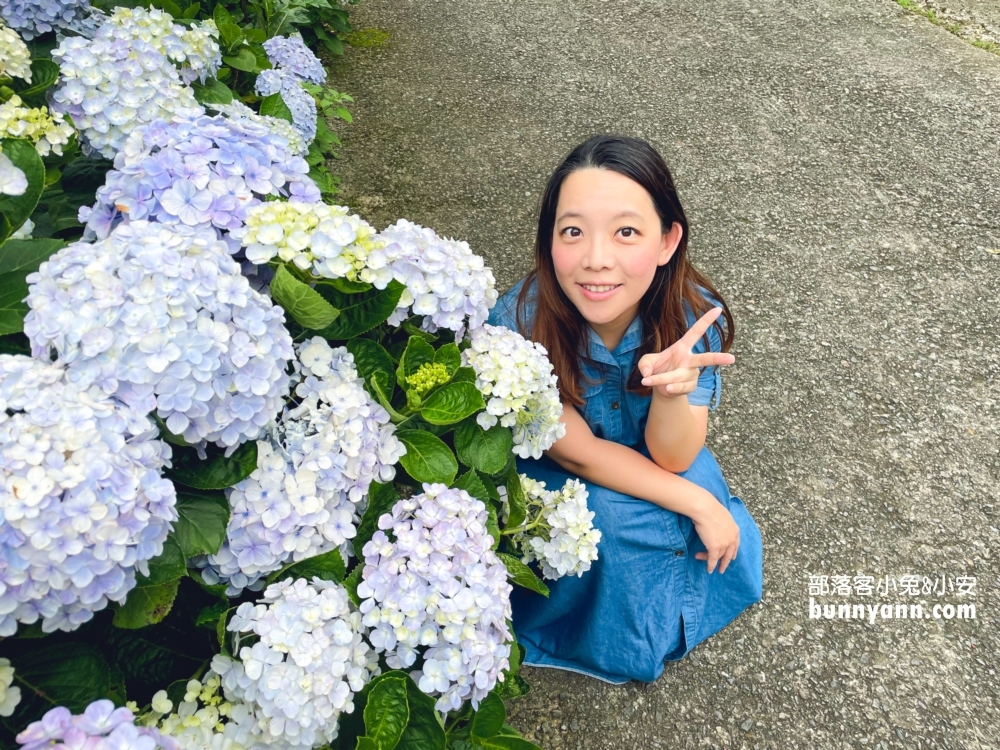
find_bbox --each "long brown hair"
[515,134,734,407]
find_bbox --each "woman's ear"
[658,221,683,266]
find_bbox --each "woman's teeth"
[582,284,618,292]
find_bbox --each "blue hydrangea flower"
[79,113,319,241]
[15,699,179,750]
[0,0,94,40]
[255,68,318,147]
[23,221,295,451]
[0,356,178,636]
[262,34,327,85]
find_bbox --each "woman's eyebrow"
[556,210,645,222]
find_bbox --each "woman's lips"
[577,282,622,301]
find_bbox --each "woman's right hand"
[690,493,740,574]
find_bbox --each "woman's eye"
[560,227,581,237]
[619,226,638,238]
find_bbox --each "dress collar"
[583,314,643,365]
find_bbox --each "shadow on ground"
[325,0,999,747]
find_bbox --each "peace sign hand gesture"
[637,306,735,399]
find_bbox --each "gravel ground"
[324,0,1000,747]
[886,0,1000,48]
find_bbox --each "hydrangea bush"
[0,5,597,748]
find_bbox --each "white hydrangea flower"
[0,24,31,81]
[50,6,219,158]
[232,201,382,278]
[141,675,253,750]
[10,217,32,239]
[0,150,26,196]
[374,219,499,340]
[358,484,513,713]
[212,577,379,750]
[0,356,178,636]
[502,475,601,580]
[0,95,74,157]
[23,221,293,451]
[197,340,405,595]
[0,658,21,717]
[207,101,307,156]
[462,323,566,459]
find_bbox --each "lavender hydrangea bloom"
[49,8,215,159]
[0,0,93,40]
[197,339,405,595]
[79,113,318,240]
[374,219,499,340]
[16,699,179,750]
[23,221,294,450]
[262,34,327,85]
[212,578,379,750]
[0,356,178,636]
[255,68,318,147]
[358,485,513,712]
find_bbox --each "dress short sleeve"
[685,289,725,411]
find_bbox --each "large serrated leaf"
[316,280,405,340]
[265,548,347,586]
[354,481,399,558]
[396,429,458,485]
[496,553,549,597]
[454,418,513,476]
[419,381,484,426]
[113,579,181,629]
[0,139,45,242]
[172,490,231,557]
[470,692,506,739]
[0,238,65,275]
[270,264,339,329]
[0,270,29,335]
[395,336,435,388]
[363,676,409,750]
[6,643,110,720]
[165,440,258,490]
[259,93,293,123]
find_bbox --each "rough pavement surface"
[325,0,999,747]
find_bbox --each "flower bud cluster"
[0,24,31,81]
[375,219,499,339]
[0,658,21,718]
[502,475,601,580]
[406,362,450,395]
[80,113,318,240]
[212,577,379,750]
[15,700,179,750]
[140,676,253,750]
[233,200,381,278]
[50,8,219,159]
[23,221,293,450]
[462,323,566,458]
[198,339,404,594]
[0,355,178,636]
[207,100,307,156]
[0,0,93,39]
[0,95,74,157]
[358,484,513,712]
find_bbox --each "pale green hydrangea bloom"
[0,95,75,157]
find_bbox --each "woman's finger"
[678,306,724,350]
[686,352,736,370]
[640,369,698,388]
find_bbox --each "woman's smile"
[577,282,623,301]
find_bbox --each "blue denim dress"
[486,277,763,684]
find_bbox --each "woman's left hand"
[638,307,735,399]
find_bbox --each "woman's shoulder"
[487,274,538,336]
[683,283,725,354]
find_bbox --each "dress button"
[674,550,685,557]
[611,401,619,410]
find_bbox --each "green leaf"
[259,93,294,123]
[503,462,526,530]
[486,505,500,548]
[172,489,231,557]
[0,139,45,242]
[478,471,501,503]
[136,536,187,586]
[182,1,200,18]
[195,600,228,628]
[343,563,363,607]
[0,238,65,275]
[346,338,395,386]
[363,676,409,750]
[223,47,258,72]
[266,547,347,586]
[113,579,180,629]
[368,370,406,421]
[10,59,60,106]
[471,693,506,739]
[0,331,29,355]
[7,643,110,717]
[213,3,233,26]
[165,439,258,490]
[270,264,340,329]
[397,677,446,750]
[454,419,513,476]
[354,480,399,558]
[420,382,485,426]
[472,736,542,750]
[433,343,461,376]
[315,280,405,339]
[454,470,489,505]
[0,270,29,335]
[325,277,371,293]
[244,28,266,43]
[396,429,458,485]
[450,366,478,384]
[395,336,435,389]
[401,319,436,342]
[191,77,234,105]
[496,553,549,597]
[356,739,379,750]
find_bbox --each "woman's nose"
[582,239,614,270]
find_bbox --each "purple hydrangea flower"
[262,34,327,85]
[0,0,94,40]
[16,700,178,750]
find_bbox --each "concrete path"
[326,0,1000,747]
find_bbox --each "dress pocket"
[579,379,605,438]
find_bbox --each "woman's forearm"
[546,435,712,520]
[644,391,706,473]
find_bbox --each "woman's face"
[551,167,682,351]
